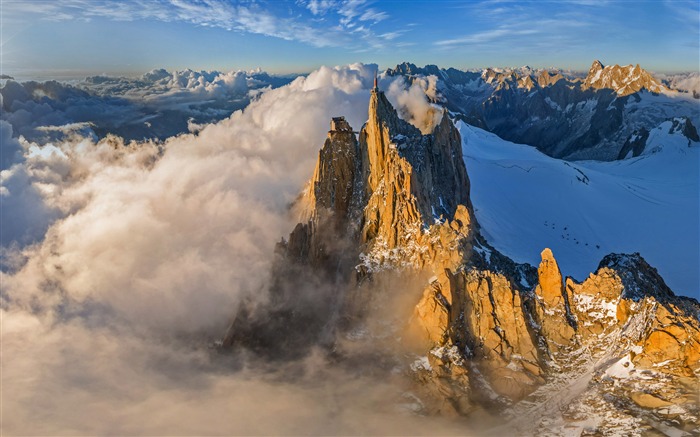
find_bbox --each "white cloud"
[436,28,533,46]
[0,69,294,143]
[1,310,473,435]
[359,8,388,23]
[380,31,405,41]
[435,2,605,53]
[2,64,379,329]
[1,63,474,434]
[657,71,700,96]
[385,75,443,134]
[664,0,700,35]
[306,0,337,15]
[7,0,399,50]
[0,120,24,170]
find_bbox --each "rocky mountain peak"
[589,59,605,73]
[537,70,565,87]
[224,89,700,430]
[536,248,566,306]
[358,87,473,265]
[387,61,421,76]
[597,252,675,301]
[380,60,699,161]
[583,60,666,96]
[297,116,359,230]
[669,116,700,142]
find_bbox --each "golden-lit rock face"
[303,116,358,228]
[634,302,700,377]
[226,88,700,417]
[582,60,667,96]
[532,249,576,355]
[564,254,700,378]
[630,392,673,409]
[536,248,564,306]
[358,89,473,260]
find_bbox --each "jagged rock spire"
[583,59,665,95]
[224,82,700,420]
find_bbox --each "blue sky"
[2,0,698,78]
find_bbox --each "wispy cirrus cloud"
[305,0,336,16]
[436,27,539,47]
[379,31,405,41]
[5,0,399,50]
[303,0,388,26]
[663,0,700,47]
[434,1,608,54]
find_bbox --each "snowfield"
[460,121,699,297]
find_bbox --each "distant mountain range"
[2,61,697,163]
[0,69,298,142]
[386,60,699,160]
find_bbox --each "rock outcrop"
[223,85,700,431]
[537,70,565,88]
[567,253,700,377]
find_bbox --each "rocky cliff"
[223,88,699,434]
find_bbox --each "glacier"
[462,120,699,296]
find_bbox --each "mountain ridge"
[222,87,700,433]
[386,60,699,161]
[583,60,667,96]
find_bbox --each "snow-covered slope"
[460,120,699,296]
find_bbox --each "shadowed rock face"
[309,117,358,229]
[387,61,699,161]
[224,90,700,422]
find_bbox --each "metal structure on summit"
[373,70,378,92]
